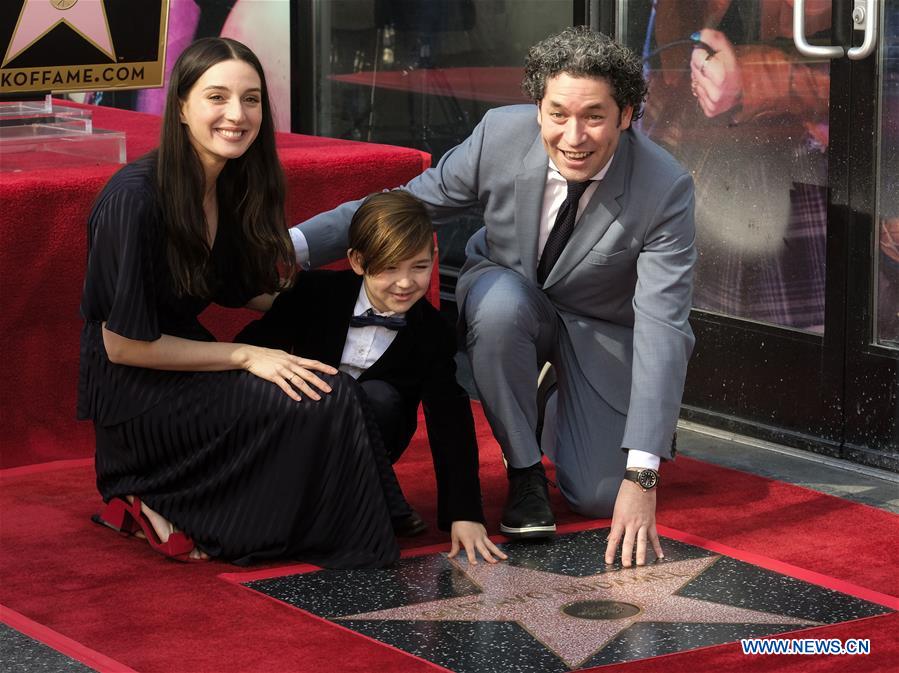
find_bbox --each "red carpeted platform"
[1,404,897,673]
[0,102,432,470]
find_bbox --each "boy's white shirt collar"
[341,281,403,379]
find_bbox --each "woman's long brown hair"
[157,37,293,298]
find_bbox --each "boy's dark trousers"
[358,379,415,463]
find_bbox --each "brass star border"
[224,524,897,672]
[338,555,812,669]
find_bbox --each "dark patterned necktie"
[537,180,592,285]
[350,308,406,330]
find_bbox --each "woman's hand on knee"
[235,345,337,401]
[449,521,507,565]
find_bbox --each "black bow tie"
[350,309,406,330]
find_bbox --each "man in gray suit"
[291,27,696,567]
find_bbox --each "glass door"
[841,0,898,465]
[616,0,897,465]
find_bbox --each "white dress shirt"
[537,158,607,258]
[339,284,402,379]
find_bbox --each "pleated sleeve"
[81,184,162,342]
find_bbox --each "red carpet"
[2,405,897,673]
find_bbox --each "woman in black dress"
[79,37,401,567]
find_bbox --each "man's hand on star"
[604,480,664,567]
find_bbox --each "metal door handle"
[847,0,877,60]
[793,0,879,60]
[793,0,843,58]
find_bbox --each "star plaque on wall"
[0,0,169,95]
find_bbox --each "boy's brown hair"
[349,191,434,275]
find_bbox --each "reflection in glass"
[622,0,831,332]
[878,2,899,347]
[311,1,573,272]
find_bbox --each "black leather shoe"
[500,462,556,539]
[393,510,428,537]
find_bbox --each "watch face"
[638,470,658,489]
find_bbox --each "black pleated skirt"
[94,370,400,568]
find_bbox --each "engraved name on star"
[4,0,115,67]
[340,555,814,669]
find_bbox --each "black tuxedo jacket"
[237,270,484,530]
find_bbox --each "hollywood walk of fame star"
[339,555,815,669]
[4,0,116,66]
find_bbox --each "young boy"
[238,191,505,564]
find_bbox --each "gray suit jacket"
[297,105,696,459]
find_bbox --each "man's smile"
[561,150,593,160]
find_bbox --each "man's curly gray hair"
[522,26,647,121]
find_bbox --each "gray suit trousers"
[464,268,627,518]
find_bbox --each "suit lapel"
[319,273,363,365]
[360,302,420,381]
[543,130,631,288]
[516,132,551,283]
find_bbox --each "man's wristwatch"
[624,468,659,491]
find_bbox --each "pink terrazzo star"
[340,555,814,669]
[4,0,115,66]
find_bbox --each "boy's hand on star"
[449,521,508,565]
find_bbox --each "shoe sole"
[499,523,557,539]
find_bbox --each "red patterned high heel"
[92,498,140,536]
[92,497,197,562]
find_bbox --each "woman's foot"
[124,496,209,561]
